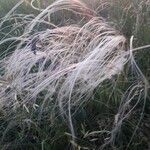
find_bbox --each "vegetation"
[0,0,149,149]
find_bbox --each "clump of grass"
[0,0,149,149]
[0,0,128,138]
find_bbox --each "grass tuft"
[0,0,149,149]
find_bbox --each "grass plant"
[0,0,149,149]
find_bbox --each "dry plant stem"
[0,0,24,28]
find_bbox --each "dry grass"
[0,0,149,149]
